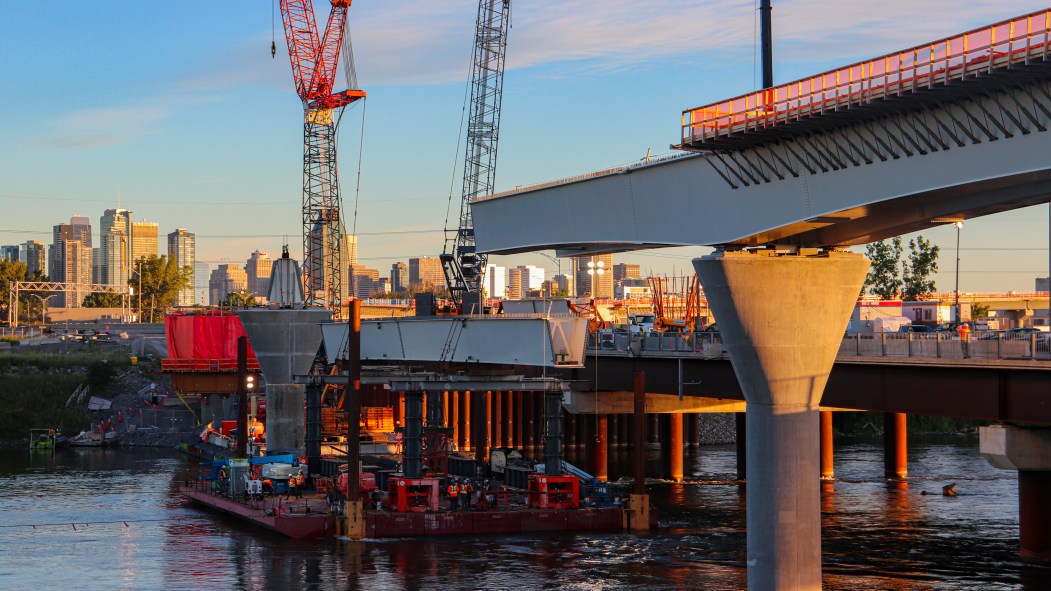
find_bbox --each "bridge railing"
[681,8,1051,145]
[588,330,1050,361]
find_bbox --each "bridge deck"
[680,9,1051,150]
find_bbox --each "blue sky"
[1,1,1049,293]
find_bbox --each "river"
[0,438,1047,590]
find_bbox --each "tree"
[130,255,192,323]
[221,289,257,308]
[901,236,939,300]
[864,238,903,299]
[0,259,28,321]
[971,302,990,320]
[83,291,124,308]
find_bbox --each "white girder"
[473,83,1051,255]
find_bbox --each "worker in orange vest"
[288,474,299,499]
[459,480,471,511]
[957,323,971,357]
[447,478,459,511]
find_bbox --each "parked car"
[898,325,935,333]
[977,330,1006,341]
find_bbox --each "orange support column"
[442,391,450,428]
[450,391,459,451]
[670,413,684,483]
[397,392,406,429]
[884,412,908,479]
[493,391,502,449]
[514,390,523,450]
[594,414,608,482]
[820,410,834,480]
[462,390,471,451]
[503,390,513,448]
[524,392,535,453]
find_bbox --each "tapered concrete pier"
[694,250,869,591]
[980,425,1051,562]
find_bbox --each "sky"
[1,0,1049,294]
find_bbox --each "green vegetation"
[221,289,258,308]
[0,336,20,345]
[130,255,192,323]
[864,235,940,299]
[0,259,51,323]
[0,349,131,442]
[836,411,985,436]
[83,290,124,308]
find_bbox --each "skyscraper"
[168,229,196,307]
[194,262,210,305]
[100,208,131,287]
[391,262,408,293]
[50,216,93,307]
[575,254,614,299]
[130,221,159,264]
[484,264,506,299]
[613,263,641,282]
[409,257,444,291]
[244,250,272,298]
[23,241,45,276]
[552,274,570,296]
[0,245,19,262]
[209,264,248,305]
[349,264,381,299]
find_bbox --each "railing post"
[856,332,861,356]
[908,332,913,357]
[936,332,942,358]
[1032,334,1038,360]
[881,332,887,357]
[997,335,1002,360]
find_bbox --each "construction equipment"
[648,275,700,333]
[441,0,512,313]
[278,0,366,317]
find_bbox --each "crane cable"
[442,34,481,242]
[271,0,277,59]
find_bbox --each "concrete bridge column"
[266,385,305,452]
[473,391,489,468]
[609,413,620,448]
[981,425,1051,562]
[695,251,869,591]
[884,412,908,479]
[687,413,699,448]
[648,414,660,447]
[821,411,834,480]
[658,415,671,478]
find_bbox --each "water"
[1,439,1049,590]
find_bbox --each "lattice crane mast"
[279,0,365,317]
[441,0,511,312]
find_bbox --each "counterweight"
[441,0,511,310]
[279,0,365,317]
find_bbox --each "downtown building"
[574,254,614,299]
[409,257,444,291]
[507,265,545,299]
[390,262,408,294]
[245,250,273,299]
[167,229,196,307]
[130,221,158,264]
[23,241,45,276]
[49,216,93,307]
[349,264,381,299]
[99,208,132,288]
[209,264,248,305]
[484,264,506,299]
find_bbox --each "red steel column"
[633,371,646,495]
[820,410,834,480]
[595,414,609,482]
[462,391,471,451]
[884,412,908,479]
[1020,471,1051,561]
[397,392,405,429]
[670,413,684,483]
[442,391,450,428]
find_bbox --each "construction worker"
[460,479,471,511]
[295,471,305,495]
[957,322,971,357]
[447,478,459,511]
[288,474,298,499]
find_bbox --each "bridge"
[469,9,1051,588]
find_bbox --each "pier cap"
[237,308,331,384]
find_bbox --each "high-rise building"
[130,221,159,264]
[209,264,248,305]
[409,257,444,291]
[574,254,614,299]
[49,216,93,307]
[484,264,506,299]
[168,229,197,306]
[244,250,272,298]
[552,274,570,296]
[613,263,641,282]
[1,245,19,262]
[349,264,381,299]
[507,265,545,299]
[23,241,45,276]
[100,208,132,287]
[343,234,358,267]
[377,277,391,295]
[194,262,210,306]
[391,262,408,293]
[507,267,523,299]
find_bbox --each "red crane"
[279,0,365,316]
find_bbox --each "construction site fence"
[588,330,1051,361]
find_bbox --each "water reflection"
[0,440,1046,590]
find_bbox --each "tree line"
[864,236,940,300]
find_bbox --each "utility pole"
[954,222,963,323]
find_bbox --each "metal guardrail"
[681,8,1051,144]
[587,331,1051,361]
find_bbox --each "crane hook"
[271,41,277,59]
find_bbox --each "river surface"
[1,438,1048,590]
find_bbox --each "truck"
[627,314,655,334]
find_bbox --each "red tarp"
[164,312,258,362]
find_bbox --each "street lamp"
[27,293,55,328]
[587,258,605,298]
[954,221,963,323]
[536,252,563,296]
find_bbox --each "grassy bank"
[0,349,131,442]
[836,411,986,436]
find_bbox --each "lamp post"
[587,257,605,298]
[537,252,563,296]
[954,221,963,323]
[27,293,55,328]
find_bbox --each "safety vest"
[447,485,458,497]
[288,476,296,487]
[460,483,470,495]
[295,473,305,486]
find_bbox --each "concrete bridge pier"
[981,425,1051,562]
[694,250,869,591]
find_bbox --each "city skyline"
[1,2,1049,293]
